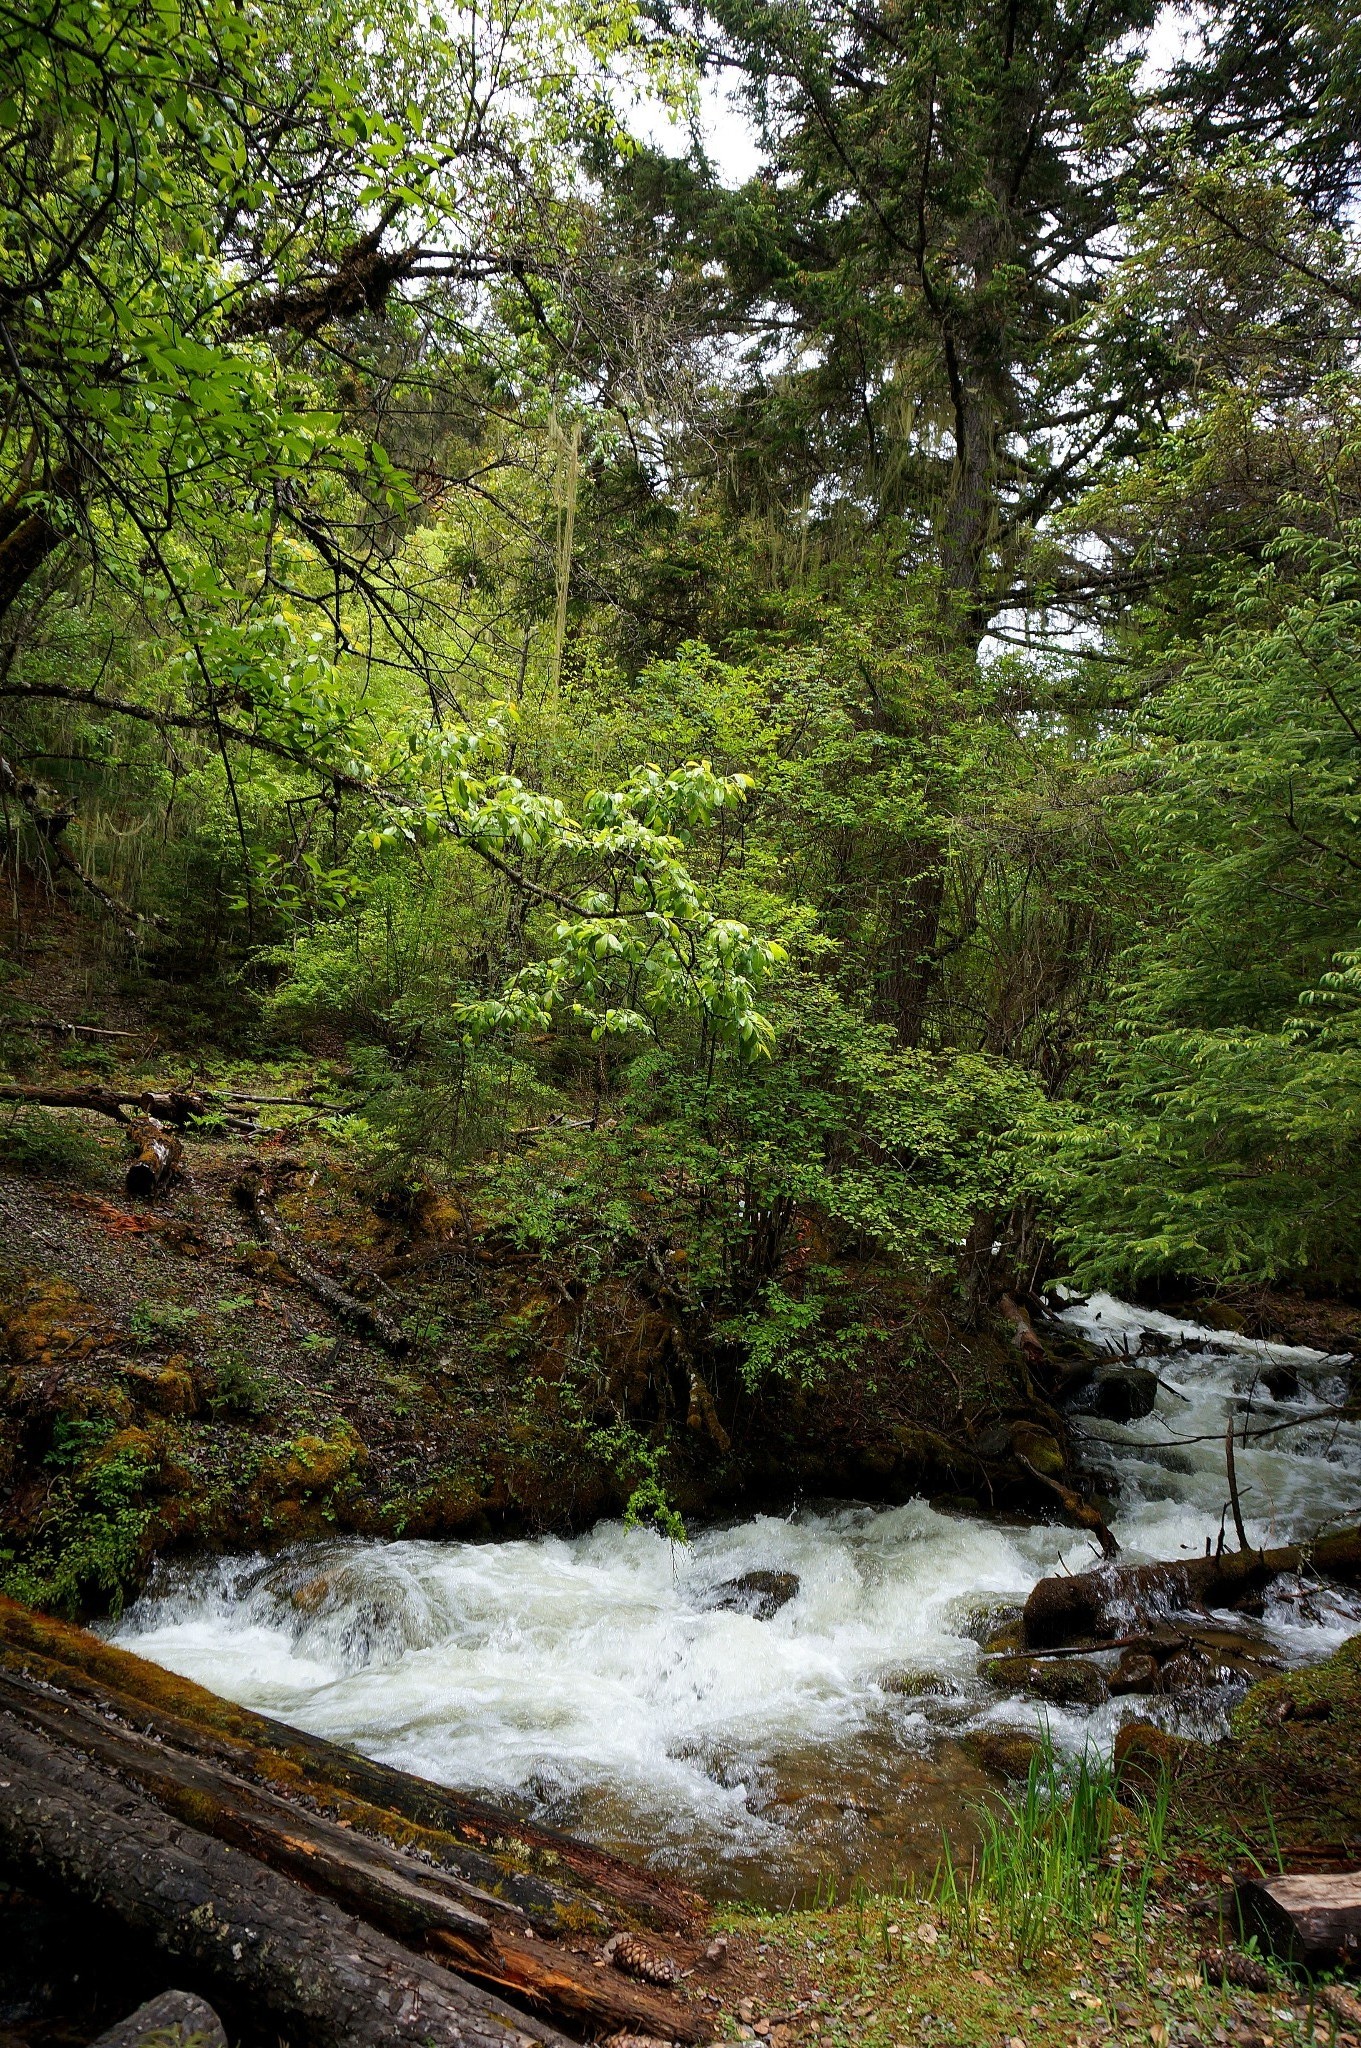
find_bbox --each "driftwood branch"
[233,1171,409,1353]
[0,1598,719,2043]
[1016,1453,1120,1559]
[1225,1417,1251,1553]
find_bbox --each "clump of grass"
[0,1106,110,1181]
[924,1729,1170,1972]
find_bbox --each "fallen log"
[1023,1527,1361,1648]
[0,1671,707,2041]
[0,1596,705,1935]
[125,1113,183,1194]
[234,1172,409,1354]
[0,1081,132,1120]
[0,1714,568,2048]
[0,1084,197,1192]
[1236,1872,1361,1970]
[92,1991,227,2048]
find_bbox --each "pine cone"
[607,1934,679,1986]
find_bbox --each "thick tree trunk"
[0,1628,590,1934]
[0,1669,707,2042]
[0,1713,569,2048]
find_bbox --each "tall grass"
[924,1730,1171,1972]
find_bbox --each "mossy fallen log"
[0,1713,568,2048]
[0,1628,584,1933]
[1023,1527,1361,1648]
[0,1667,710,2042]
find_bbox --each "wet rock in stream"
[962,1729,1046,1780]
[702,1570,800,1620]
[984,1652,1111,1708]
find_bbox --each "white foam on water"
[110,1296,1360,1890]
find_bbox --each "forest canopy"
[3,0,1361,1326]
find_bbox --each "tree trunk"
[0,1713,570,2048]
[0,1628,590,1933]
[0,1668,708,2042]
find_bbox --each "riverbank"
[0,986,1098,1621]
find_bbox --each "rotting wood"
[233,1170,410,1354]
[0,1671,706,2041]
[0,1596,706,1935]
[0,1669,499,1950]
[125,1113,183,1194]
[0,1714,570,2048]
[0,1081,134,1121]
[1022,1526,1361,1647]
[426,1928,706,2041]
[1236,1872,1361,1969]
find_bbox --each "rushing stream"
[110,1296,1361,1903]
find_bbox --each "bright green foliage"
[5,0,1361,1331]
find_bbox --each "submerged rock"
[963,1729,1046,1781]
[881,1668,954,1699]
[702,1570,800,1620]
[984,1651,1110,1708]
[1111,1649,1160,1694]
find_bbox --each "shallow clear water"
[110,1296,1361,1901]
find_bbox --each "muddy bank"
[0,1137,1083,1619]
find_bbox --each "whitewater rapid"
[110,1295,1361,1897]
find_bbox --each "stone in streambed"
[1009,1423,1066,1477]
[963,1729,1046,1780]
[1113,1719,1192,1797]
[881,1668,954,1698]
[984,1652,1110,1707]
[1110,1649,1160,1694]
[1263,1362,1300,1401]
[703,1570,799,1619]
